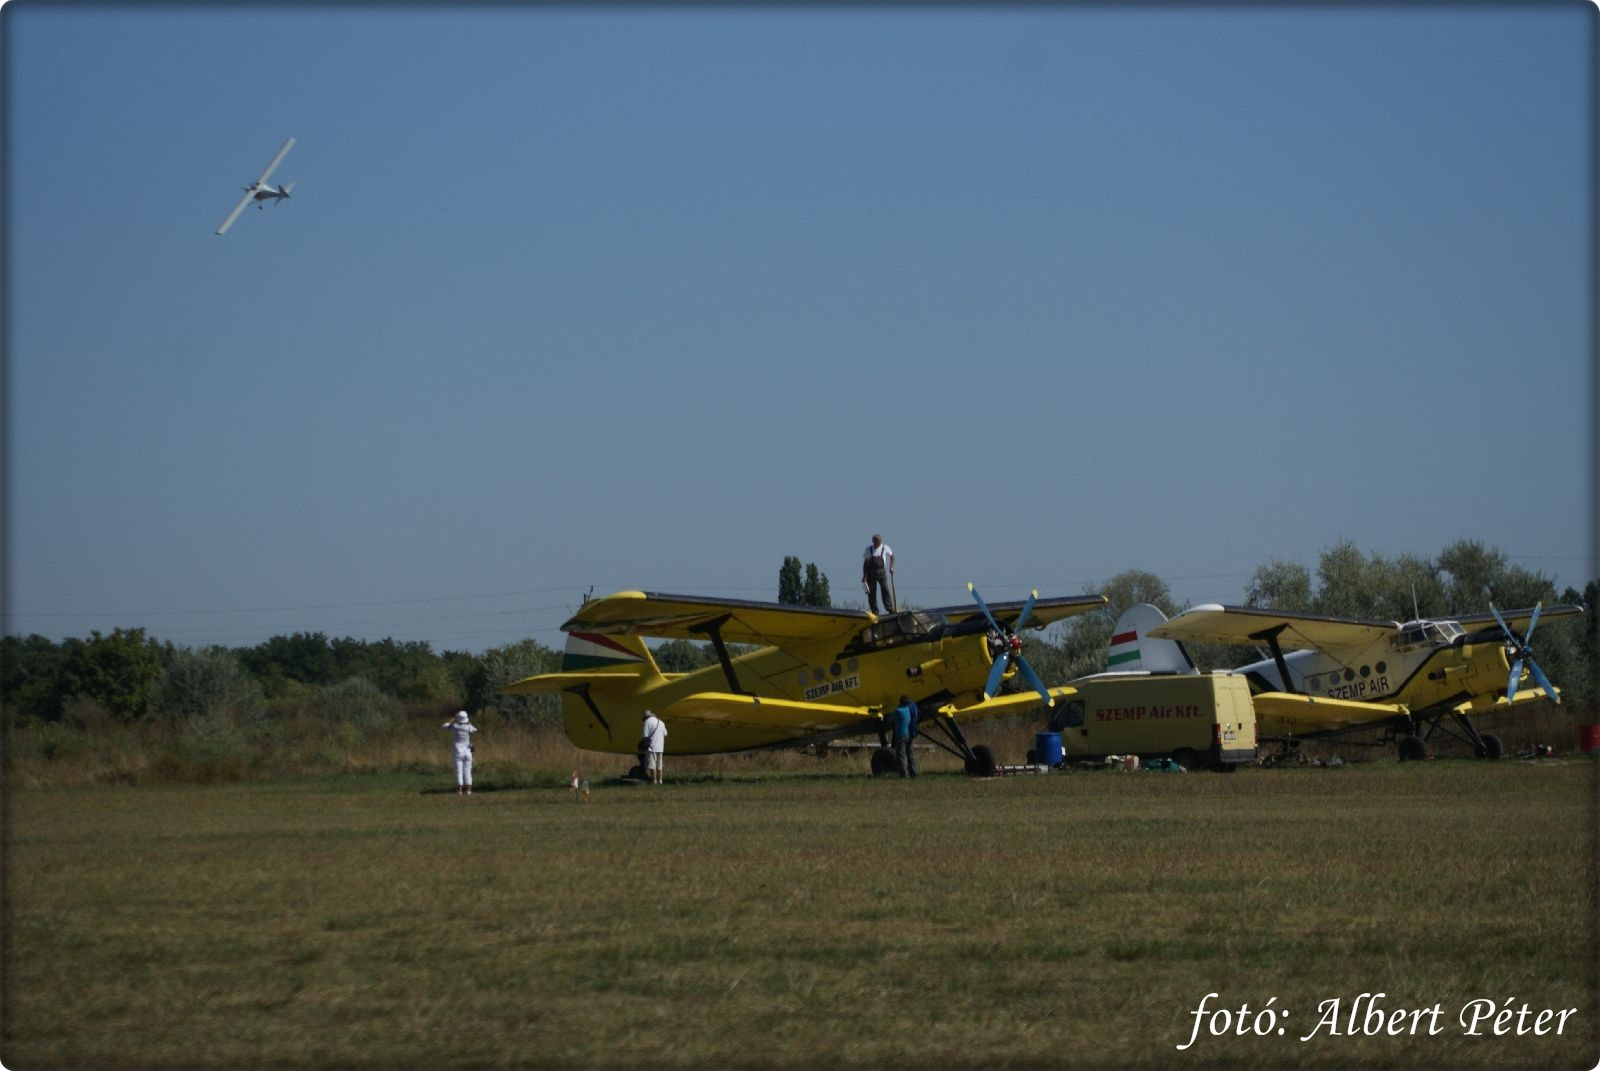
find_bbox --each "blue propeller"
[1488,602,1560,704]
[967,583,1054,707]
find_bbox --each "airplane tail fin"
[558,632,664,752]
[499,632,663,752]
[1107,604,1197,674]
[560,631,658,675]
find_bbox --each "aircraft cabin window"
[853,611,941,652]
[1394,625,1427,649]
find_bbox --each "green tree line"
[0,629,566,731]
[3,539,1595,735]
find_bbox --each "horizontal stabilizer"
[500,671,646,695]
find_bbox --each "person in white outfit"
[443,710,477,795]
[642,710,668,784]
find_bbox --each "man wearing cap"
[862,534,895,614]
[642,710,668,784]
[442,710,478,795]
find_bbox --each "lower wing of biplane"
[501,588,1104,774]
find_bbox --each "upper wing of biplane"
[930,593,1107,630]
[1148,604,1398,653]
[1454,604,1585,633]
[560,591,875,647]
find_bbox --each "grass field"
[4,757,1596,1069]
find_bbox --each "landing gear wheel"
[1476,733,1504,760]
[964,744,997,778]
[870,748,898,777]
[1397,735,1427,762]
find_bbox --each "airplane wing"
[662,692,878,736]
[931,593,1107,630]
[661,685,1080,739]
[254,137,296,186]
[216,138,295,236]
[1455,604,1585,633]
[215,188,255,236]
[1456,683,1562,714]
[1250,691,1408,734]
[561,591,874,647]
[943,686,1080,722]
[1149,604,1398,652]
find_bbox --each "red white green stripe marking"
[1107,629,1141,668]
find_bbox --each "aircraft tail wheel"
[1476,733,1504,760]
[964,744,997,778]
[870,748,898,777]
[1397,735,1427,762]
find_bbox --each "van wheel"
[1397,735,1427,762]
[870,748,898,777]
[965,745,997,778]
[1172,747,1197,771]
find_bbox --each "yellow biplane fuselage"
[561,628,997,754]
[503,591,1107,760]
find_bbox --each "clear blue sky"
[5,3,1595,654]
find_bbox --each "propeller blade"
[1015,654,1054,707]
[1527,658,1560,704]
[1013,590,1039,633]
[1506,656,1525,703]
[967,582,1003,634]
[1488,604,1517,643]
[983,651,1010,701]
[1524,602,1543,643]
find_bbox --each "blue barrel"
[1034,731,1063,767]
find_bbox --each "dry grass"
[4,757,1596,1069]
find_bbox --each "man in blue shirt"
[891,695,919,778]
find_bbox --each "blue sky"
[5,3,1595,654]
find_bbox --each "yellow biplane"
[1101,601,1583,760]
[502,586,1106,776]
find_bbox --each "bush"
[309,677,403,733]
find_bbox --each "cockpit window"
[1393,620,1464,650]
[852,611,944,651]
[1396,624,1427,648]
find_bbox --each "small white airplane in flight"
[215,137,296,236]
